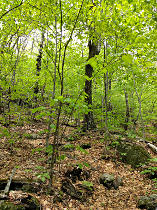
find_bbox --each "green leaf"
[150,158,157,162]
[122,54,133,65]
[46,144,53,155]
[77,163,83,169]
[57,96,64,102]
[36,166,45,170]
[140,169,151,174]
[50,124,56,130]
[82,181,93,187]
[82,181,94,191]
[83,162,90,168]
[58,154,66,161]
[43,172,50,179]
[76,146,88,154]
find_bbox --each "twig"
[0,1,23,19]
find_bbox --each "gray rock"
[137,194,157,210]
[116,142,150,168]
[113,176,123,190]
[99,173,123,190]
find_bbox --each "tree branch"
[0,1,23,20]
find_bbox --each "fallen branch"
[0,167,17,199]
[147,143,157,154]
[136,137,157,153]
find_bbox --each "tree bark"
[34,31,45,96]
[124,89,130,131]
[83,40,100,130]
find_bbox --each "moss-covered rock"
[0,194,40,210]
[137,194,157,210]
[117,142,150,168]
[0,201,25,210]
[99,173,123,190]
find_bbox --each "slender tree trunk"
[103,40,109,132]
[49,0,84,189]
[104,71,108,131]
[34,31,45,99]
[108,78,112,111]
[46,15,58,149]
[133,77,145,138]
[130,91,137,130]
[124,88,130,131]
[0,86,3,114]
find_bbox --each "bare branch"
[0,1,23,20]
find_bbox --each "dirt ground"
[0,122,156,209]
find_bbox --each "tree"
[84,39,101,130]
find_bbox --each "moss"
[0,201,25,210]
[117,142,151,168]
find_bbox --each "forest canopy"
[0,0,156,133]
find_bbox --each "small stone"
[99,173,123,190]
[99,173,114,189]
[113,177,123,189]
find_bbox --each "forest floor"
[0,121,156,210]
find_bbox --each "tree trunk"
[104,71,108,131]
[108,78,112,111]
[34,31,45,97]
[83,40,100,130]
[124,89,130,131]
[133,77,145,138]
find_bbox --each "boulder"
[0,194,40,210]
[0,201,24,210]
[137,194,157,210]
[117,142,150,168]
[99,173,123,190]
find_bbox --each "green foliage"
[35,166,50,182]
[77,162,90,170]
[63,144,75,150]
[141,158,157,176]
[127,132,137,139]
[141,158,157,192]
[76,146,88,154]
[31,148,43,155]
[45,145,53,155]
[0,128,11,138]
[82,181,94,191]
[57,154,66,161]
[141,167,157,176]
[36,172,50,182]
[110,140,120,148]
